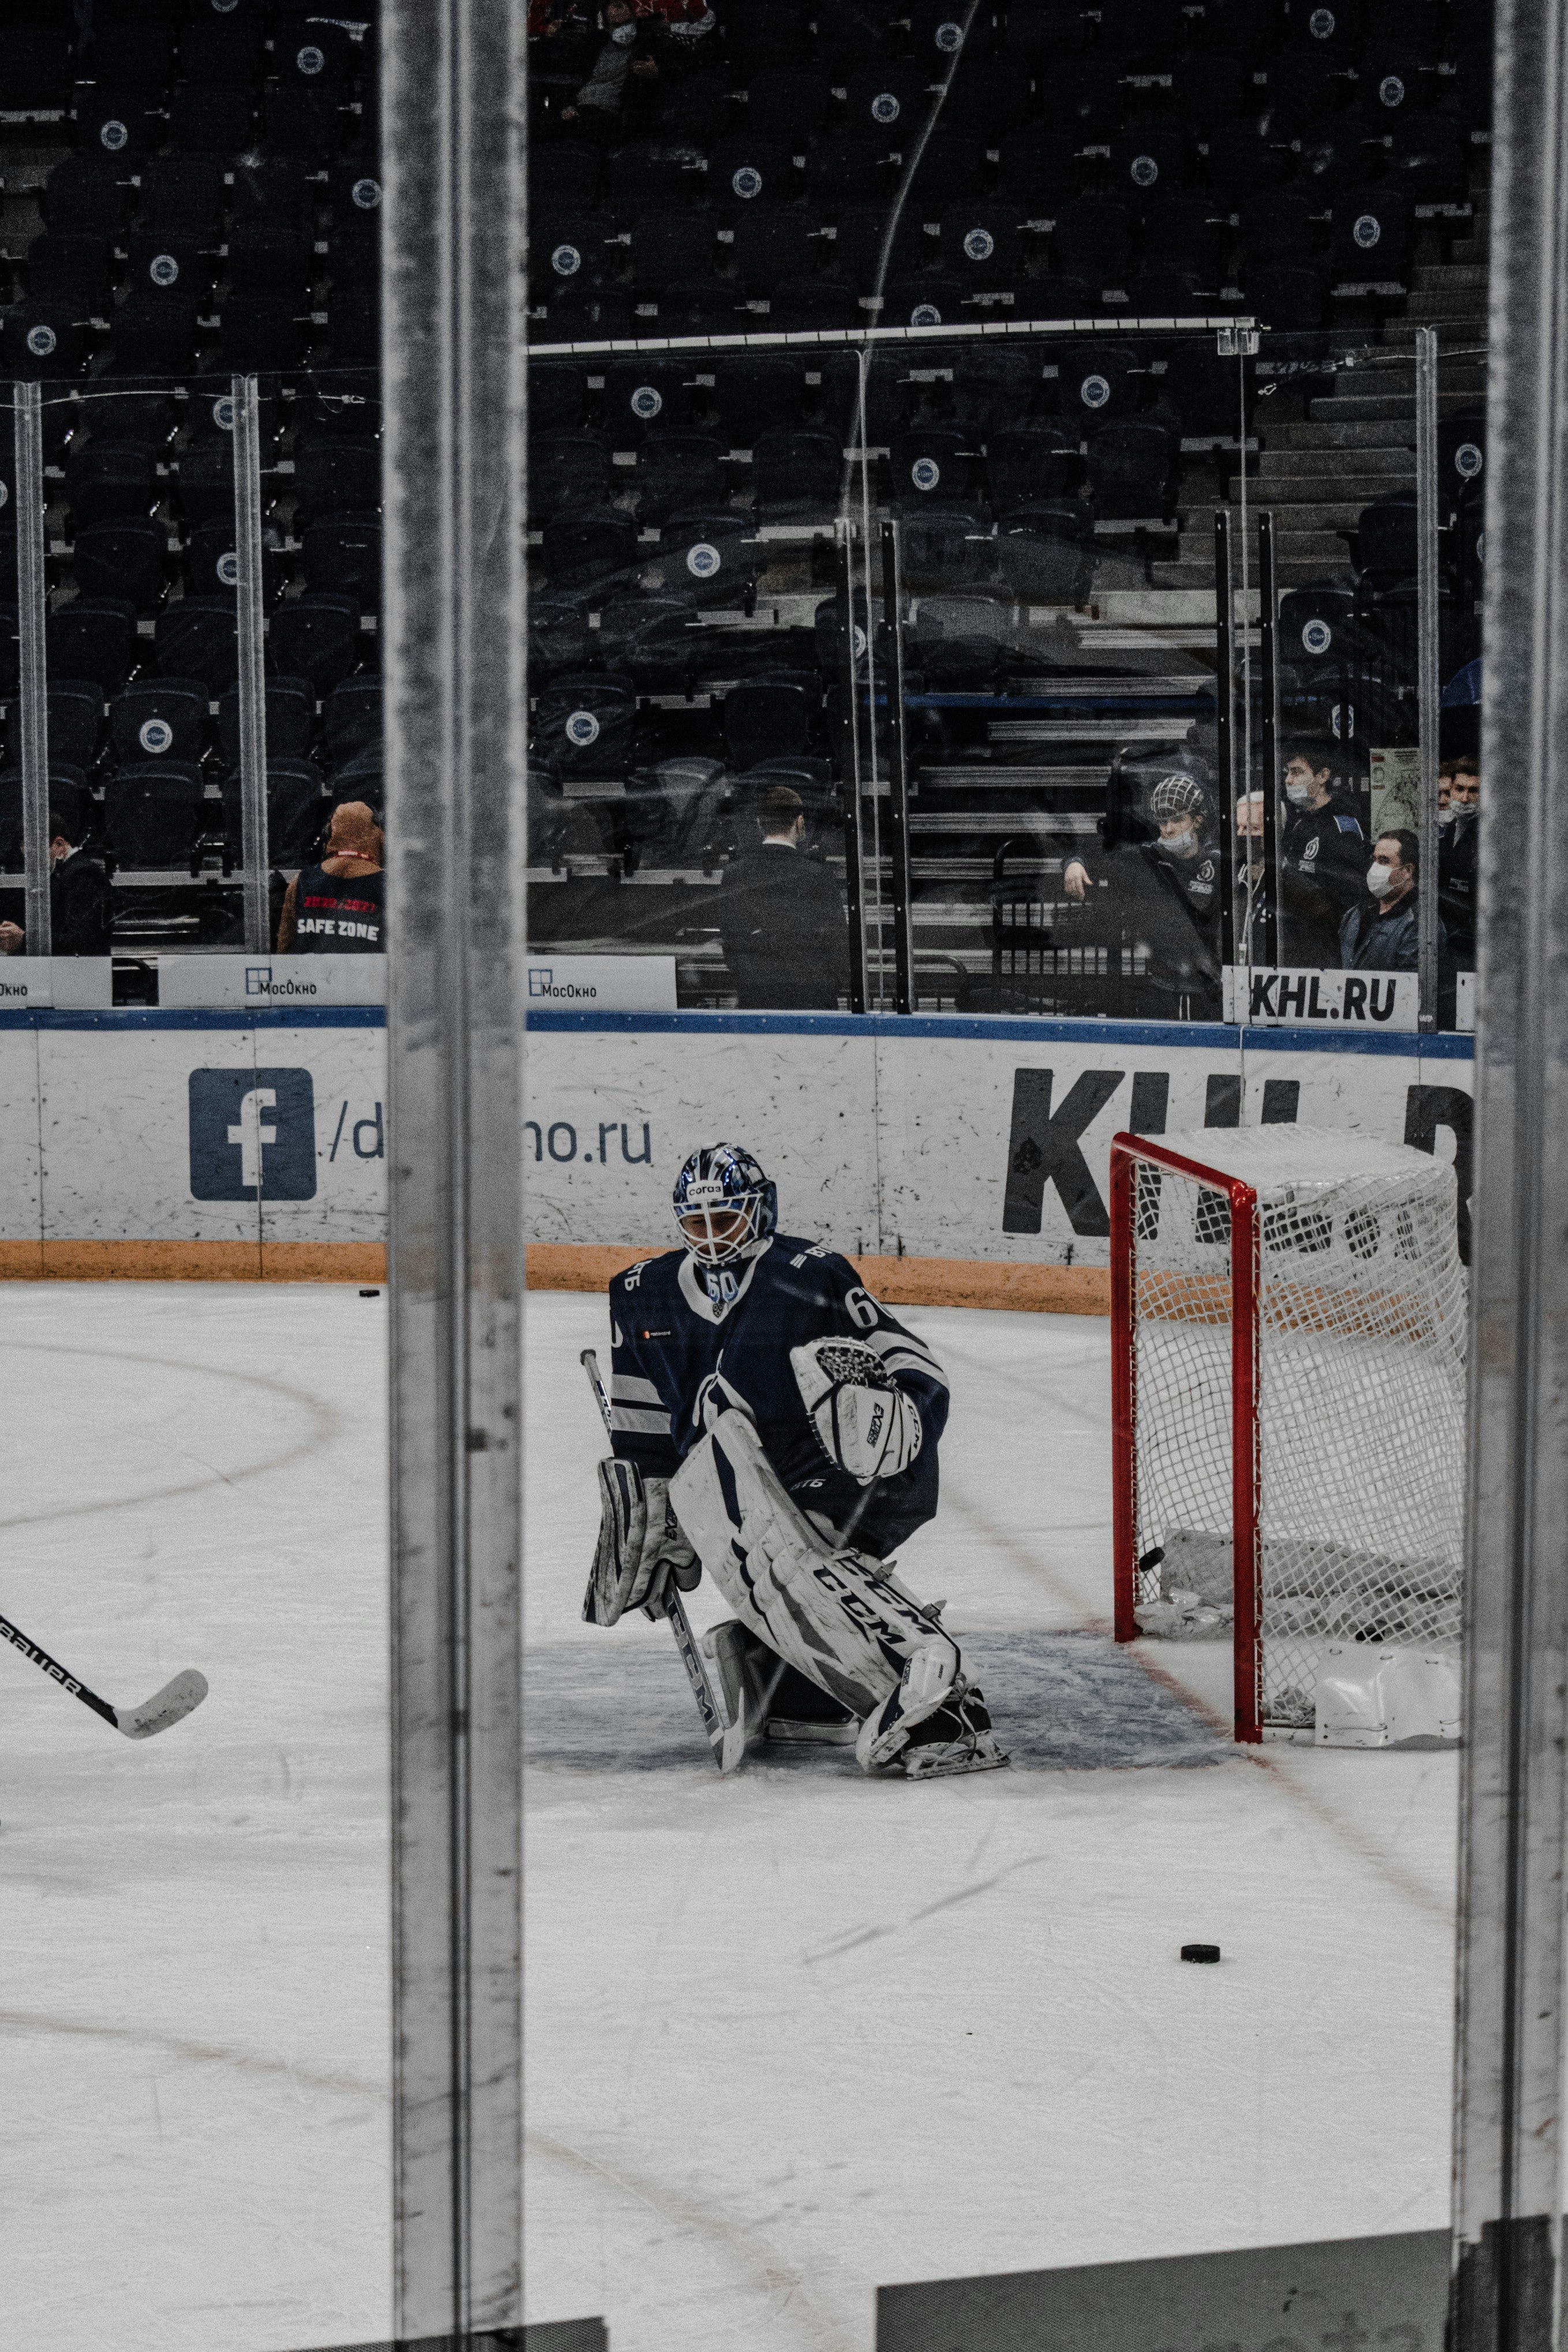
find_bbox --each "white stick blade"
[116,1668,209,1741]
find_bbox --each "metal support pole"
[880,516,914,1016]
[1415,325,1441,1033]
[1214,508,1236,974]
[384,0,525,2339]
[14,381,50,959]
[1256,509,1280,967]
[1450,0,1568,2340]
[232,373,270,954]
[835,523,868,1015]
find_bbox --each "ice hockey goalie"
[583,1140,1007,1780]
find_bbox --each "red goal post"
[1109,1126,1466,1746]
[1110,1134,1264,1740]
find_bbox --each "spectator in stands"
[558,1,659,132]
[1234,788,1275,964]
[277,802,385,954]
[716,784,850,1010]
[1278,743,1365,966]
[1062,769,1223,1019]
[1339,830,1444,972]
[1438,752,1480,970]
[0,810,113,957]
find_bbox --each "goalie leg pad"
[669,1412,957,1725]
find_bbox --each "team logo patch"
[935,18,963,49]
[686,541,721,579]
[871,91,901,122]
[99,118,129,151]
[296,43,325,73]
[1353,213,1382,249]
[565,709,601,747]
[212,395,236,431]
[851,622,868,660]
[352,177,382,210]
[1379,74,1406,107]
[150,252,180,286]
[216,551,240,586]
[1332,701,1354,739]
[910,456,941,491]
[1309,6,1335,35]
[139,717,174,755]
[1080,372,1111,408]
[630,383,663,419]
[25,325,56,358]
[1301,617,1334,655]
[910,300,943,327]
[1130,153,1159,187]
[1455,441,1483,479]
[551,242,581,277]
[962,226,994,262]
[731,165,763,199]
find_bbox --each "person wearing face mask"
[0,808,113,956]
[1339,829,1446,972]
[1062,766,1223,1017]
[1438,754,1480,971]
[1278,742,1365,966]
[559,0,658,133]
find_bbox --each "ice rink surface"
[1,1283,1458,2352]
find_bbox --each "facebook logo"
[188,1068,317,1201]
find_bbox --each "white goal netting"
[1123,1127,1468,1729]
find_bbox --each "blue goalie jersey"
[608,1234,950,1556]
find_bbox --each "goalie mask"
[673,1143,778,1268]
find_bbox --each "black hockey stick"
[0,1609,208,1740]
[580,1348,744,1773]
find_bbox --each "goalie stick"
[0,1609,208,1740]
[580,1348,745,1775]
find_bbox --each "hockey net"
[1110,1127,1468,1739]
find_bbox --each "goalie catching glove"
[584,1456,700,1627]
[790,1336,923,1485]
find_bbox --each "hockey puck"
[1181,1943,1221,1964]
[359,1288,381,1298]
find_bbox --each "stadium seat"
[292,438,380,531]
[48,598,138,695]
[1053,198,1136,293]
[266,592,361,695]
[1059,342,1140,431]
[229,225,315,299]
[178,8,265,88]
[711,357,808,445]
[529,428,613,521]
[301,515,382,612]
[708,136,797,212]
[1087,415,1178,518]
[186,516,285,603]
[221,295,311,374]
[1387,115,1471,205]
[641,510,759,606]
[599,360,694,445]
[138,155,227,240]
[938,206,1024,293]
[1357,493,1419,580]
[751,425,842,520]
[535,671,638,781]
[125,233,209,305]
[879,274,973,331]
[46,681,105,774]
[529,593,595,684]
[914,128,993,203]
[105,762,208,866]
[895,505,996,590]
[533,364,590,436]
[802,134,895,208]
[985,422,1082,511]
[109,678,210,769]
[829,204,926,296]
[326,290,380,367]
[320,675,382,769]
[994,500,1096,599]
[1330,188,1410,282]
[1247,262,1330,330]
[729,208,822,292]
[723,675,816,770]
[656,279,746,334]
[740,68,834,152]
[72,519,167,614]
[176,439,247,536]
[40,155,132,237]
[79,385,180,451]
[890,424,979,507]
[595,593,701,692]
[634,430,730,523]
[606,141,710,217]
[1108,128,1196,204]
[539,505,640,595]
[630,211,718,292]
[154,596,240,691]
[222,761,328,864]
[106,293,201,377]
[64,441,161,532]
[1239,190,1321,267]
[27,232,115,313]
[1,304,85,381]
[166,88,255,153]
[218,676,316,767]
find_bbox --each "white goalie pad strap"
[790,1336,923,1484]
[668,1411,955,1721]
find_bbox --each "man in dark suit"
[0,809,113,957]
[716,785,851,1010]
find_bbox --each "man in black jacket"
[716,785,851,1010]
[1279,743,1366,965]
[0,810,113,956]
[1339,829,1446,971]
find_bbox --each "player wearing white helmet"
[583,1142,1007,1780]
